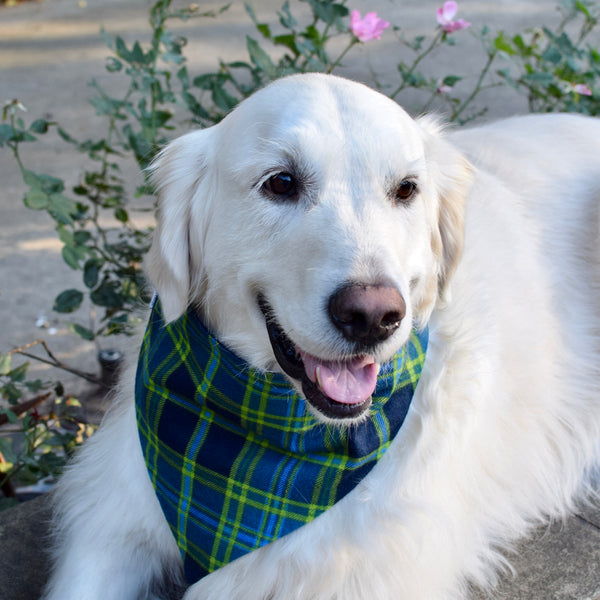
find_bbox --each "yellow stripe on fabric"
[176,314,221,560]
[255,374,272,438]
[145,322,185,486]
[314,448,346,513]
[177,410,213,555]
[239,370,255,431]
[210,439,266,571]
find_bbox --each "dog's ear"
[415,116,474,322]
[146,129,214,322]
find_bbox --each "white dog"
[42,74,600,600]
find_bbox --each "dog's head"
[146,74,472,423]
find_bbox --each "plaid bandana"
[135,299,428,584]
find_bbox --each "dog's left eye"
[262,172,298,200]
[394,180,418,204]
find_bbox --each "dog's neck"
[135,299,428,583]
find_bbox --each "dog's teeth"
[315,365,323,389]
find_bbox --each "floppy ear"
[146,128,214,322]
[415,116,474,321]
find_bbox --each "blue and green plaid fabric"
[135,299,428,583]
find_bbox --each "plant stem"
[8,112,26,175]
[327,39,358,73]
[10,340,101,385]
[0,393,52,427]
[452,48,498,122]
[390,30,444,99]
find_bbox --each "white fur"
[42,74,600,600]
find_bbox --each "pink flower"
[436,1,471,34]
[573,83,592,96]
[350,10,390,42]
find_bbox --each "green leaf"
[23,188,48,210]
[57,225,75,247]
[0,353,12,376]
[25,379,43,393]
[494,32,516,56]
[70,323,95,341]
[162,49,185,65]
[40,174,65,194]
[53,289,84,313]
[39,433,70,447]
[0,408,18,425]
[305,0,348,27]
[29,119,52,134]
[177,66,190,89]
[105,57,123,73]
[407,35,425,52]
[211,85,238,111]
[8,362,28,383]
[512,33,526,50]
[244,2,270,38]
[442,75,462,87]
[278,1,297,29]
[22,169,42,188]
[90,282,122,308]
[57,127,78,144]
[576,0,593,18]
[273,34,298,54]
[193,73,218,89]
[48,193,78,225]
[83,258,102,288]
[73,184,88,196]
[295,37,317,59]
[35,452,66,475]
[151,109,173,129]
[246,36,277,78]
[62,245,86,270]
[115,36,129,61]
[23,171,64,195]
[130,41,149,65]
[1,382,21,403]
[114,207,129,223]
[0,438,18,463]
[100,27,115,50]
[181,92,210,119]
[257,23,272,39]
[245,3,258,23]
[542,46,563,65]
[89,94,126,118]
[7,129,36,143]
[73,231,91,245]
[14,465,42,486]
[523,71,556,86]
[0,124,15,146]
[127,130,154,168]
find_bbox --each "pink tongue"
[300,352,380,405]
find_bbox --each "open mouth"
[258,296,380,420]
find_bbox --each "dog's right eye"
[262,172,298,200]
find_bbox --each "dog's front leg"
[41,389,184,600]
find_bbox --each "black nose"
[328,283,406,346]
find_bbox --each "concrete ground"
[0,0,599,598]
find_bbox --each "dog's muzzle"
[258,285,405,420]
